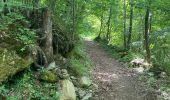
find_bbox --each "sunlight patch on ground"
[93,72,119,83]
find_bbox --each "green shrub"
[151,32,170,72]
[0,12,36,53]
[119,53,133,63]
[2,68,60,99]
[69,58,88,77]
[68,41,92,77]
[0,85,9,96]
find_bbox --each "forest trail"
[85,40,157,100]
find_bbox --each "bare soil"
[85,40,157,100]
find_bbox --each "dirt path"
[85,40,157,100]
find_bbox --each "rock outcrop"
[60,80,76,100]
[0,48,33,84]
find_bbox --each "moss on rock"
[0,48,33,84]
[40,70,57,82]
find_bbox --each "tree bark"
[127,0,133,50]
[72,0,76,39]
[41,8,54,66]
[123,0,127,48]
[144,6,151,63]
[98,11,104,38]
[106,5,113,42]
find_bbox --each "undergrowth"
[0,11,36,55]
[0,68,60,100]
[68,40,93,77]
[0,39,92,99]
[95,39,135,64]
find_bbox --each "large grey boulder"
[60,80,76,100]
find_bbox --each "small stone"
[63,58,67,63]
[162,91,170,100]
[82,93,92,100]
[133,67,144,74]
[92,83,98,90]
[61,69,68,74]
[60,69,70,79]
[79,76,92,88]
[47,62,56,70]
[89,90,93,93]
[71,76,77,80]
[131,58,144,67]
[78,89,86,98]
[160,72,167,78]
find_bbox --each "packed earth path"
[85,40,157,100]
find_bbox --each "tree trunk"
[41,8,54,66]
[123,0,127,49]
[98,12,104,38]
[144,6,151,63]
[127,0,133,50]
[106,5,113,42]
[72,0,76,39]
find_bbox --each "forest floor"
[85,40,158,100]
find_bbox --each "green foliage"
[40,70,57,82]
[0,12,36,52]
[0,0,36,9]
[89,0,170,75]
[147,77,157,88]
[119,52,134,63]
[2,68,60,99]
[68,41,92,77]
[1,0,170,99]
[0,85,9,96]
[69,58,87,77]
[79,15,101,38]
[151,30,170,72]
[96,38,146,65]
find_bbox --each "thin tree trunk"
[72,0,76,40]
[144,6,151,63]
[127,0,133,50]
[123,0,127,48]
[98,12,104,38]
[106,5,113,42]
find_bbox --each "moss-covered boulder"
[0,48,33,84]
[40,70,57,82]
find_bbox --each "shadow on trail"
[85,40,157,100]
